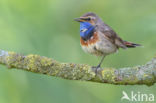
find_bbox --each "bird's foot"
[92,64,101,75]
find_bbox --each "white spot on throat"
[90,36,94,40]
[81,28,88,32]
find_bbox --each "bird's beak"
[74,17,88,22]
[74,18,82,22]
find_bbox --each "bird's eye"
[86,18,91,21]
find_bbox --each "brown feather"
[98,24,127,49]
[124,41,141,48]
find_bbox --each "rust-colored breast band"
[80,32,99,46]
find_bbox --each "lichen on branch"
[0,49,156,86]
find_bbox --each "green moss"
[6,52,17,62]
[24,55,39,72]
[6,52,22,68]
[81,65,95,80]
[40,57,53,66]
[101,68,116,83]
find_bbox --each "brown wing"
[98,23,127,49]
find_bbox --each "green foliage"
[0,0,156,103]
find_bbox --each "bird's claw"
[92,65,101,75]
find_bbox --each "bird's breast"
[80,32,99,46]
[80,32,103,56]
[80,31,118,56]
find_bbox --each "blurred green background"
[0,0,156,103]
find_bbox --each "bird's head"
[74,12,98,25]
[74,12,100,40]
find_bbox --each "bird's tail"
[124,41,141,48]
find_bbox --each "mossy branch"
[0,50,156,86]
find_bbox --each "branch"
[0,49,156,86]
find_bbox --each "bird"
[74,12,141,70]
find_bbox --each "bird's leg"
[97,55,105,68]
[94,55,105,74]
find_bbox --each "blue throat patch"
[80,22,95,40]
